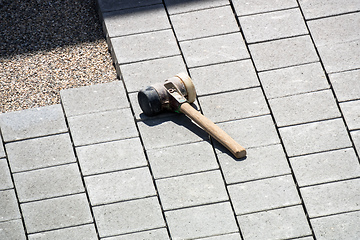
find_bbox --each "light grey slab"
[199,87,269,123]
[232,0,297,16]
[239,8,308,43]
[60,81,128,117]
[237,205,311,240]
[311,211,360,240]
[279,118,352,156]
[219,144,291,184]
[0,158,13,190]
[165,202,238,239]
[269,89,341,127]
[21,194,92,233]
[340,100,360,130]
[93,197,165,237]
[229,175,301,215]
[329,69,360,101]
[189,59,260,96]
[97,0,161,12]
[180,32,249,68]
[104,228,169,240]
[0,105,67,142]
[197,233,242,240]
[0,137,5,158]
[249,35,318,71]
[301,179,360,218]
[13,163,84,203]
[0,219,26,240]
[156,170,228,210]
[259,62,329,99]
[291,148,360,187]
[85,167,156,205]
[76,138,147,176]
[28,224,98,240]
[0,189,20,222]
[299,0,360,19]
[67,108,138,146]
[164,0,229,15]
[352,130,360,154]
[147,141,218,179]
[5,133,76,173]
[170,6,239,41]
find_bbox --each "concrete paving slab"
[0,219,26,240]
[329,69,360,102]
[5,133,76,173]
[60,81,129,117]
[198,233,242,240]
[189,59,260,96]
[21,193,93,233]
[0,105,67,142]
[93,197,165,237]
[180,32,249,68]
[299,0,360,19]
[0,189,20,222]
[97,0,162,12]
[301,179,360,218]
[0,137,5,158]
[104,228,169,240]
[340,100,360,130]
[229,175,301,215]
[258,62,329,99]
[239,8,308,43]
[237,205,311,240]
[84,167,156,205]
[165,202,238,239]
[164,0,228,15]
[76,138,147,176]
[249,35,319,71]
[147,141,218,179]
[0,158,13,190]
[28,224,98,240]
[291,148,360,187]
[13,163,84,203]
[352,130,360,153]
[311,211,360,240]
[279,118,352,157]
[232,0,298,16]
[156,170,228,210]
[269,89,341,127]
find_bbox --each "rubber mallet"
[137,73,246,158]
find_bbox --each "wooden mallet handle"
[180,102,246,158]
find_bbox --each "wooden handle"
[180,103,246,158]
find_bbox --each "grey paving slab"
[199,87,269,123]
[189,59,260,96]
[219,144,291,184]
[299,0,360,19]
[229,175,301,215]
[5,133,76,173]
[269,89,341,127]
[13,163,84,202]
[165,202,238,239]
[67,108,138,146]
[103,5,170,38]
[0,137,5,158]
[0,189,20,222]
[97,0,161,12]
[340,100,360,130]
[147,141,218,179]
[85,167,156,205]
[232,0,298,16]
[180,32,249,68]
[352,130,360,153]
[104,228,169,240]
[60,81,128,117]
[76,138,147,176]
[239,8,308,43]
[258,62,329,99]
[156,170,228,210]
[0,105,67,142]
[237,205,312,240]
[93,197,165,237]
[197,233,241,240]
[249,35,318,71]
[21,193,93,233]
[120,55,187,93]
[311,211,360,240]
[329,69,360,102]
[28,224,98,240]
[301,179,360,218]
[0,219,26,240]
[0,158,13,190]
[170,6,238,41]
[111,29,180,64]
[291,148,360,187]
[138,114,208,150]
[164,0,228,15]
[279,118,352,157]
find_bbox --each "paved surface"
[1,0,360,239]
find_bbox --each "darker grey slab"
[164,0,229,15]
[330,69,360,102]
[5,133,76,173]
[104,228,169,240]
[340,100,360,130]
[28,224,98,240]
[97,0,161,12]
[299,0,360,19]
[232,0,297,16]
[0,105,67,142]
[0,158,13,190]
[0,189,21,222]
[0,219,26,240]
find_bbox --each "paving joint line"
[11,161,78,175]
[235,6,299,18]
[109,27,172,39]
[100,2,164,14]
[168,3,231,16]
[163,200,230,212]
[299,176,360,189]
[197,85,261,98]
[267,87,331,100]
[235,203,303,217]
[178,31,241,43]
[73,135,139,148]
[82,164,149,178]
[154,168,220,181]
[309,209,360,220]
[277,116,344,129]
[100,226,167,239]
[17,192,86,205]
[26,222,95,237]
[305,10,360,21]
[188,57,252,69]
[2,131,68,145]
[91,195,159,208]
[256,60,320,73]
[226,173,293,186]
[246,33,310,45]
[289,146,356,158]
